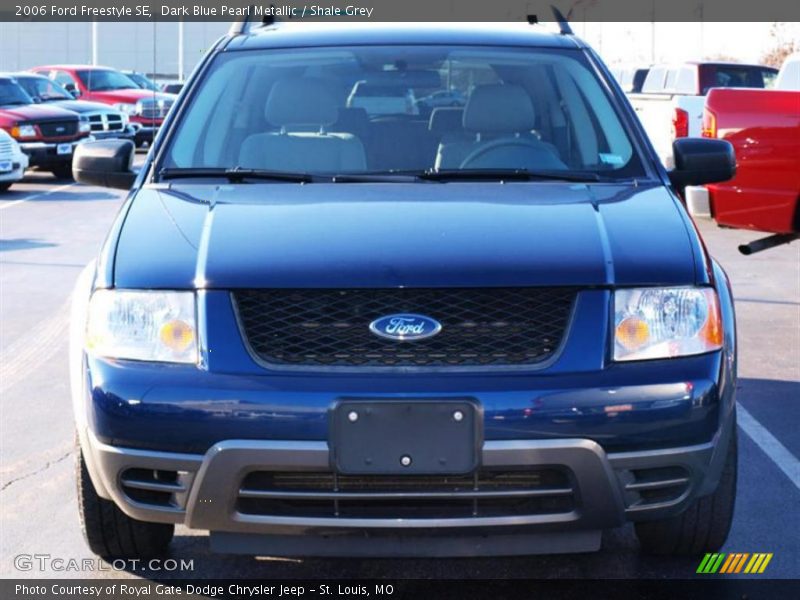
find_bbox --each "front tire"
[635,427,737,556]
[76,450,174,558]
[51,164,74,180]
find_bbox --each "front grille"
[234,288,576,368]
[140,100,173,119]
[87,112,124,132]
[237,469,576,519]
[0,140,14,155]
[37,120,78,138]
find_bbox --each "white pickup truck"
[627,61,778,167]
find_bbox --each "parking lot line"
[0,182,78,210]
[737,402,800,490]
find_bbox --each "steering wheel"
[459,138,549,170]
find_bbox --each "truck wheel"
[76,450,174,558]
[635,428,737,556]
[51,165,74,180]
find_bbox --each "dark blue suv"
[71,21,738,559]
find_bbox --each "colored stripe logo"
[697,553,773,574]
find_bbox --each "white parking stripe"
[737,402,800,490]
[0,182,78,210]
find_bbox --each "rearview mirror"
[73,140,136,190]
[669,138,735,190]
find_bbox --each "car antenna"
[526,6,573,35]
[550,6,574,35]
[229,4,284,36]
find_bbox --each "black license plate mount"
[330,400,480,475]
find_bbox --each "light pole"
[91,21,98,65]
[178,21,185,82]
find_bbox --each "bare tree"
[761,22,799,68]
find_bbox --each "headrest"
[463,84,536,133]
[428,107,464,134]
[265,78,339,127]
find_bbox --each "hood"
[86,89,175,104]
[113,182,700,289]
[0,103,79,122]
[43,99,118,114]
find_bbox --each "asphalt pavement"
[1,171,798,580]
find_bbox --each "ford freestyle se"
[70,22,739,559]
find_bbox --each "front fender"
[70,259,113,499]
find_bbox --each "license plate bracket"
[0,160,12,173]
[56,143,72,155]
[331,400,480,475]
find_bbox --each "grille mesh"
[234,288,576,368]
[37,120,78,138]
[238,469,576,519]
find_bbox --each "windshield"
[0,79,34,107]
[128,73,159,91]
[77,69,138,92]
[162,45,644,179]
[16,77,72,101]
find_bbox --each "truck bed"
[704,88,800,234]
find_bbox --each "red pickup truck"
[0,75,90,178]
[30,65,176,147]
[698,82,799,253]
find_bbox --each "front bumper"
[19,137,90,168]
[82,412,733,555]
[0,158,27,183]
[90,124,136,142]
[129,123,160,145]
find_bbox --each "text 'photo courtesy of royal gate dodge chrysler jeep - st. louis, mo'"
[68,18,740,560]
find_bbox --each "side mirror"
[70,89,81,98]
[73,140,136,190]
[669,138,736,190]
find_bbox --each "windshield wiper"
[331,172,437,183]
[417,168,603,183]
[159,167,316,183]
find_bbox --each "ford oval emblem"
[369,313,442,341]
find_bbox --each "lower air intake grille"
[233,287,576,368]
[237,469,576,519]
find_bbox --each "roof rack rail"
[228,6,280,36]
[527,6,574,35]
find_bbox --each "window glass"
[76,69,138,92]
[0,79,34,107]
[163,45,643,179]
[16,77,72,101]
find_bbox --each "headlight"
[86,290,197,364]
[614,287,722,361]
[11,124,37,139]
[79,116,91,134]
[113,102,140,116]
